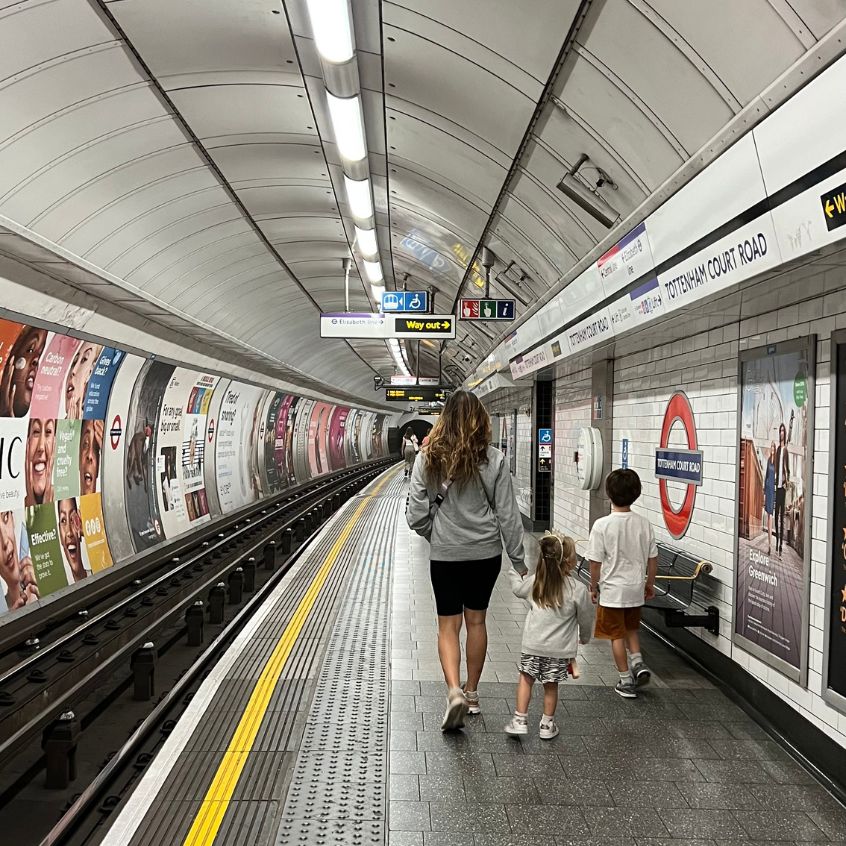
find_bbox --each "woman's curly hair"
[424,390,491,488]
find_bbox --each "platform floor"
[99,466,846,846]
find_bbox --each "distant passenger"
[764,441,776,556]
[504,532,593,740]
[406,390,527,731]
[586,469,658,699]
[774,423,790,557]
[401,428,417,477]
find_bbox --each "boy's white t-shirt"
[586,510,658,608]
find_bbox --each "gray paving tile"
[805,801,846,840]
[392,695,418,713]
[428,801,510,835]
[418,774,465,802]
[424,834,471,846]
[504,804,590,836]
[684,782,760,810]
[635,840,716,846]
[389,801,431,832]
[556,839,636,846]
[391,730,419,751]
[390,774,420,802]
[424,750,496,777]
[693,758,776,784]
[708,738,791,761]
[463,776,540,805]
[478,835,556,846]
[657,809,749,839]
[760,759,819,785]
[388,832,423,846]
[606,779,689,808]
[532,777,614,806]
[735,810,829,840]
[391,751,427,775]
[585,808,670,837]
[392,711,425,732]
[562,756,705,783]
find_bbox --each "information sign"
[392,316,455,339]
[821,182,846,232]
[459,299,516,321]
[380,291,428,313]
[385,387,446,403]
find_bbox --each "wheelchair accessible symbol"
[538,428,552,444]
[655,392,703,540]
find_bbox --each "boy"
[586,469,658,699]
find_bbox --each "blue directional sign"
[538,428,552,444]
[380,290,428,313]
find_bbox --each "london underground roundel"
[655,392,703,539]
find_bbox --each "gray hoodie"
[510,570,594,659]
[406,445,527,573]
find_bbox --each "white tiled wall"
[552,366,592,546]
[487,388,533,518]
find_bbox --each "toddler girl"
[504,532,594,739]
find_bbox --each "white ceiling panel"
[209,143,328,184]
[238,185,339,218]
[259,217,346,244]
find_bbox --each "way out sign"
[821,182,846,232]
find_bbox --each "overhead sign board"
[390,376,440,386]
[385,387,446,403]
[320,313,455,340]
[596,221,654,297]
[822,182,846,232]
[392,316,455,339]
[380,290,428,313]
[459,298,516,321]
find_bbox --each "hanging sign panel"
[459,299,516,321]
[319,313,455,339]
[385,387,446,403]
[380,291,429,313]
[734,338,814,681]
[392,316,455,339]
[596,222,655,297]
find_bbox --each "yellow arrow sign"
[826,199,835,218]
[821,183,846,232]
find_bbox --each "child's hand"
[590,587,598,604]
[645,583,655,601]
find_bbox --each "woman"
[64,341,102,419]
[407,390,527,731]
[0,511,39,610]
[25,417,56,507]
[764,441,776,555]
[401,427,417,477]
[0,325,47,418]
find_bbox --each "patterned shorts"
[517,653,572,683]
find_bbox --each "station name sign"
[320,313,455,340]
[385,387,446,403]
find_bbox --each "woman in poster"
[25,418,56,506]
[79,419,103,495]
[0,326,47,417]
[0,510,38,610]
[764,442,776,555]
[64,341,103,419]
[58,498,88,582]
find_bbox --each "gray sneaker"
[631,661,651,686]
[615,680,638,699]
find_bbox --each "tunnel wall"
[0,315,390,621]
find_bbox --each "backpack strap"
[429,478,454,518]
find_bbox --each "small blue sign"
[538,428,552,444]
[496,300,515,319]
[621,438,629,469]
[381,290,429,313]
[655,449,703,485]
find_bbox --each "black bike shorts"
[429,555,502,617]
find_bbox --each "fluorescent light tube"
[344,176,373,219]
[371,284,385,301]
[356,226,378,257]
[327,93,366,162]
[363,259,383,283]
[305,0,354,64]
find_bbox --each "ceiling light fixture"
[556,154,620,229]
[326,92,367,162]
[355,226,378,258]
[363,259,383,283]
[305,0,355,64]
[344,176,373,219]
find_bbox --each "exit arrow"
[826,199,835,218]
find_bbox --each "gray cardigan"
[510,570,594,659]
[406,445,527,573]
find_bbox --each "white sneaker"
[539,720,559,740]
[441,687,468,731]
[463,689,481,715]
[503,716,529,736]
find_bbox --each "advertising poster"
[215,383,265,512]
[0,417,27,509]
[64,340,104,420]
[0,323,48,418]
[293,398,313,483]
[125,360,172,552]
[307,403,321,476]
[56,496,91,583]
[276,394,294,485]
[83,347,124,420]
[53,420,81,500]
[201,378,227,518]
[735,338,813,674]
[0,509,36,612]
[180,373,217,525]
[79,493,112,573]
[262,392,284,494]
[100,353,145,563]
[26,503,68,597]
[328,406,348,472]
[156,369,191,538]
[29,334,78,419]
[285,396,300,484]
[826,337,846,706]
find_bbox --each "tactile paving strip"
[275,486,399,846]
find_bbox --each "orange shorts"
[594,605,642,640]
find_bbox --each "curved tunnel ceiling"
[0,0,844,404]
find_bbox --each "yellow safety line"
[183,473,391,846]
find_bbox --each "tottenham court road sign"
[320,313,455,340]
